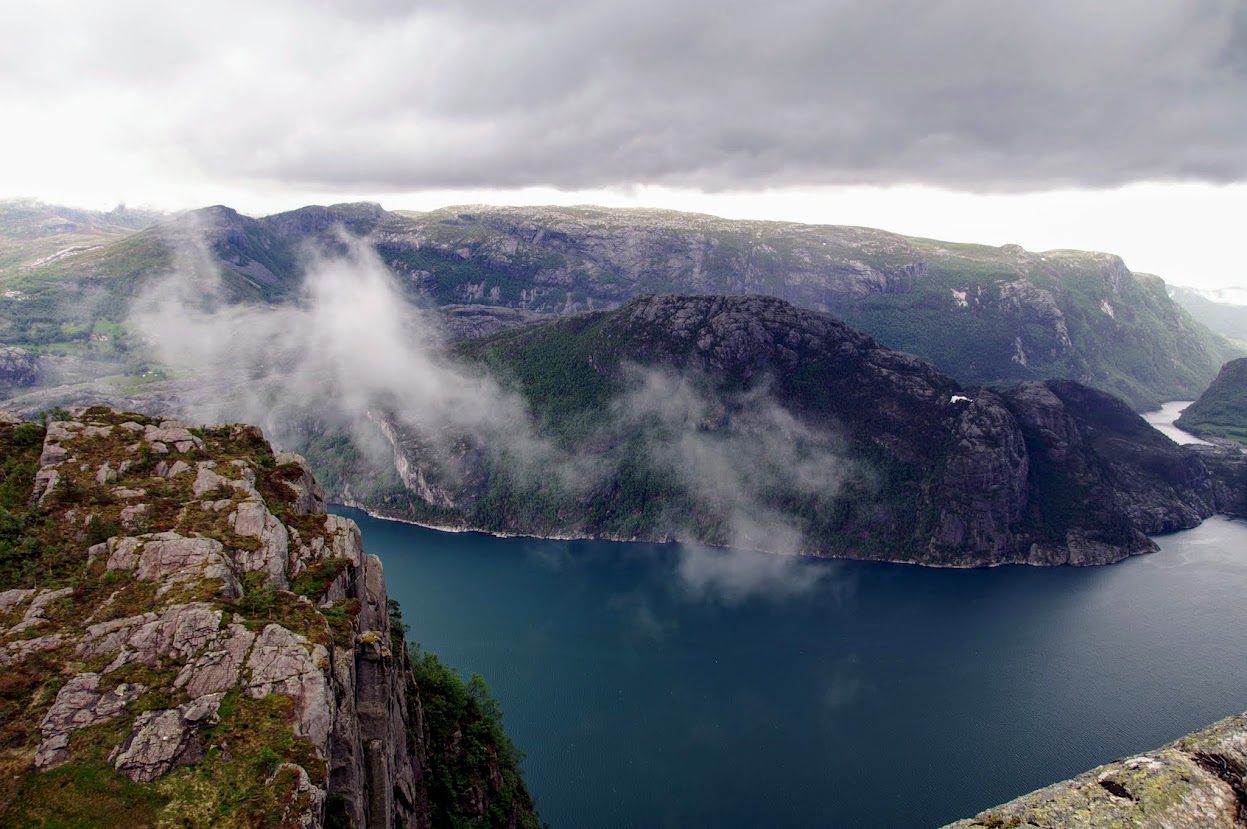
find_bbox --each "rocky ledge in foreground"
[0,409,538,828]
[941,711,1247,828]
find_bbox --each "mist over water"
[339,508,1247,829]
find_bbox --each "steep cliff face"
[941,711,1247,828]
[0,409,537,828]
[369,294,1247,567]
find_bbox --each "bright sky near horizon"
[3,1,1245,289]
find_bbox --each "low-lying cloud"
[128,220,546,492]
[675,544,832,606]
[610,368,852,553]
[129,223,858,602]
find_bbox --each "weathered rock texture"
[942,712,1247,828]
[0,345,40,391]
[0,409,537,828]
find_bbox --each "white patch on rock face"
[95,461,116,484]
[274,453,327,515]
[33,467,59,503]
[230,501,290,589]
[144,423,204,454]
[951,288,968,308]
[193,462,228,497]
[269,762,328,827]
[110,709,191,782]
[0,588,34,615]
[1100,298,1116,318]
[950,395,971,404]
[120,502,149,528]
[9,586,74,635]
[1011,336,1028,366]
[95,533,239,597]
[158,459,190,479]
[0,633,64,668]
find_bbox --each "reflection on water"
[335,506,1247,829]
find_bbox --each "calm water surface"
[1141,400,1211,445]
[332,506,1247,829]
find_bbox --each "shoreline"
[329,499,1170,570]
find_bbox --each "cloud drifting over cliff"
[128,224,544,491]
[3,0,1247,197]
[129,226,855,602]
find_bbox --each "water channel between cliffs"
[331,379,1245,829]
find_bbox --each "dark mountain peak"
[609,292,874,350]
[259,201,395,238]
[599,294,954,412]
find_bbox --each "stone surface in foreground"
[942,712,1247,828]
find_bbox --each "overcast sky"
[2,0,1245,288]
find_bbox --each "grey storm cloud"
[4,0,1246,192]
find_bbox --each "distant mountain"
[1,202,1237,410]
[1175,357,1247,445]
[360,294,1247,567]
[377,206,1239,409]
[0,198,167,240]
[1168,284,1247,344]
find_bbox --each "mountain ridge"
[1,200,1236,410]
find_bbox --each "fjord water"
[334,506,1247,829]
[1140,400,1211,445]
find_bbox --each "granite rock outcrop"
[942,712,1247,828]
[0,408,537,828]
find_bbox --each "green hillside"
[1175,357,1247,444]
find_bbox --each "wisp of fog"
[129,222,849,602]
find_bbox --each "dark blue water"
[331,506,1247,829]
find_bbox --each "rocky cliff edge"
[0,408,537,828]
[942,711,1247,828]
